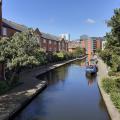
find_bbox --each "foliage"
[99,9,120,72]
[73,47,84,57]
[96,48,101,54]
[102,77,120,111]
[0,29,46,70]
[53,52,70,62]
[102,77,116,93]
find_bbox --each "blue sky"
[2,0,120,39]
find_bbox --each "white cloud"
[86,18,96,24]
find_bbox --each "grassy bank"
[102,77,120,111]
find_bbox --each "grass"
[102,77,120,111]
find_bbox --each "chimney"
[0,0,2,36]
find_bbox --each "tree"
[102,8,120,72]
[0,29,46,83]
[74,47,84,57]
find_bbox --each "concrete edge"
[7,81,47,120]
[97,60,120,120]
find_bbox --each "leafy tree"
[0,29,46,83]
[74,47,84,57]
[101,8,120,72]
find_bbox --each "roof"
[2,19,66,41]
[41,32,61,41]
[2,18,28,32]
[68,41,80,49]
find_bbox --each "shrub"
[102,77,116,93]
[111,92,120,111]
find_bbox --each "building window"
[49,47,52,51]
[54,41,57,45]
[49,40,52,44]
[62,42,64,49]
[59,42,61,51]
[43,39,46,43]
[2,27,7,36]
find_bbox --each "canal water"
[14,59,110,120]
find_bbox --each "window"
[49,47,52,51]
[43,39,46,43]
[49,40,52,44]
[59,42,61,50]
[54,41,57,45]
[2,27,7,36]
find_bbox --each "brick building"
[80,35,102,55]
[35,28,68,52]
[1,19,68,53]
[68,40,81,53]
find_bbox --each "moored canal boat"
[86,65,97,75]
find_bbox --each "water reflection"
[38,65,69,85]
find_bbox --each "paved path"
[97,59,120,120]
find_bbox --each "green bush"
[0,81,9,94]
[102,77,116,93]
[108,71,120,77]
[102,77,120,111]
[111,92,120,111]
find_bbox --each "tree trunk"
[0,63,5,80]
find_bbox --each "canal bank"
[97,59,120,120]
[0,56,86,120]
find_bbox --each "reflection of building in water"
[86,54,93,65]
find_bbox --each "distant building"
[68,39,80,53]
[60,33,70,41]
[102,40,106,50]
[80,35,102,55]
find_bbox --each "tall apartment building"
[80,35,102,55]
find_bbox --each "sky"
[2,0,120,39]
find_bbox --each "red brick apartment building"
[80,35,102,55]
[1,19,68,52]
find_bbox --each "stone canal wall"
[0,56,86,120]
[97,59,120,120]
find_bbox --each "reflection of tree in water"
[72,59,86,66]
[38,65,69,85]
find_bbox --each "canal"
[14,59,110,120]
